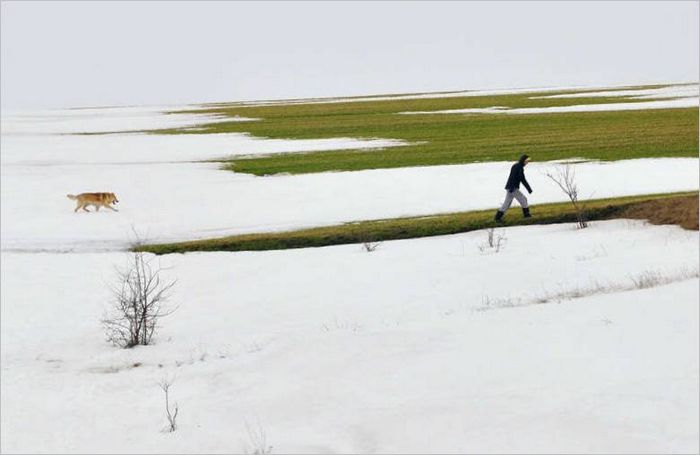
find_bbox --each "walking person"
[494,154,533,221]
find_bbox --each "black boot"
[523,207,531,218]
[494,210,504,222]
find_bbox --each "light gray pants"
[499,189,529,212]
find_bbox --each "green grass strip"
[219,109,698,175]
[146,84,698,176]
[135,191,697,255]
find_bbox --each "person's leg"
[513,190,528,208]
[500,191,516,212]
[513,190,531,217]
[495,191,515,221]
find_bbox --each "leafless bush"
[101,251,177,348]
[356,226,382,252]
[362,240,382,252]
[545,164,588,229]
[478,227,507,253]
[159,379,179,433]
[245,420,273,454]
[189,344,209,363]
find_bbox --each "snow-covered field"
[1,157,697,252]
[2,222,698,453]
[1,107,697,251]
[1,98,698,453]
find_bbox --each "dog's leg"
[95,205,100,212]
[106,205,119,212]
[82,204,90,212]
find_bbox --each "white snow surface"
[0,105,252,135]
[0,132,407,166]
[532,83,699,100]
[2,98,699,453]
[3,103,696,252]
[2,157,697,252]
[2,220,698,453]
[210,86,597,106]
[207,83,697,107]
[399,97,699,115]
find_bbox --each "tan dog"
[67,192,119,212]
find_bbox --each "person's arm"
[521,169,533,193]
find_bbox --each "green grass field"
[150,83,698,175]
[135,192,697,255]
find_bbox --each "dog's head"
[108,193,119,204]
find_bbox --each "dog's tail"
[66,194,77,200]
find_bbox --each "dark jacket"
[505,156,532,193]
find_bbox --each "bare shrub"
[356,226,382,252]
[245,420,273,455]
[159,379,179,433]
[545,164,588,229]
[362,240,382,252]
[189,344,208,363]
[102,251,177,348]
[478,227,507,253]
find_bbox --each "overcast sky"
[1,1,698,110]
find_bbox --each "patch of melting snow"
[0,133,409,165]
[203,84,674,107]
[0,105,256,135]
[398,96,698,115]
[530,83,699,100]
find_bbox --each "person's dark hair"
[518,154,530,164]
